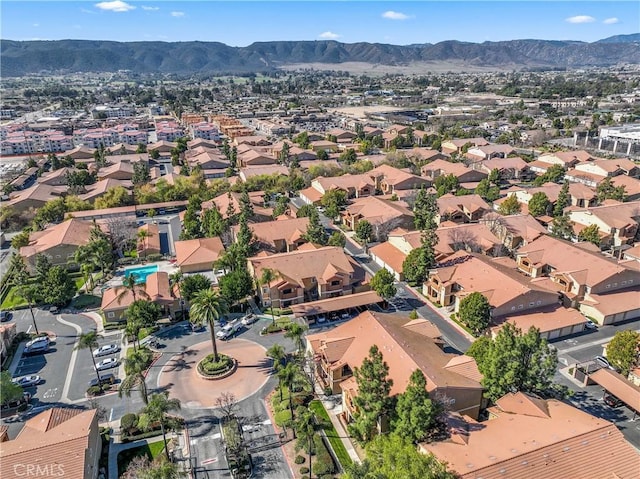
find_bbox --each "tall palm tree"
[189,289,227,362]
[295,407,317,478]
[119,351,149,404]
[116,274,150,304]
[17,285,40,335]
[285,322,308,357]
[137,228,153,261]
[169,271,186,320]
[267,343,287,400]
[137,392,181,461]
[259,268,281,325]
[278,361,301,428]
[75,331,103,392]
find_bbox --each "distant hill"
[1,37,639,76]
[596,33,640,44]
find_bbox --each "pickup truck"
[216,320,242,340]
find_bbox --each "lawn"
[117,440,165,476]
[74,277,86,291]
[70,294,101,309]
[309,400,353,469]
[0,286,27,310]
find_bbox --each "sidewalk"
[108,434,168,479]
[82,311,106,334]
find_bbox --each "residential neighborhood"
[1,21,640,479]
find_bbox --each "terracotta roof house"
[327,128,357,142]
[20,218,95,271]
[231,217,310,253]
[421,159,488,184]
[107,143,138,155]
[186,150,229,172]
[368,164,431,193]
[64,145,96,161]
[479,213,548,251]
[101,271,181,322]
[341,196,414,241]
[98,160,134,181]
[239,165,289,182]
[0,408,101,479]
[466,144,515,162]
[420,392,640,479]
[137,223,161,258]
[202,191,273,221]
[612,175,640,201]
[424,251,560,318]
[436,194,491,224]
[307,310,484,420]
[407,147,450,163]
[441,138,489,155]
[491,304,587,340]
[0,323,17,365]
[238,149,277,168]
[79,178,132,203]
[537,150,594,168]
[248,246,365,307]
[36,167,71,186]
[7,183,66,210]
[310,174,375,199]
[309,140,339,153]
[175,237,225,273]
[515,235,640,320]
[471,156,532,180]
[566,200,640,247]
[233,135,271,147]
[147,140,177,154]
[187,138,218,150]
[573,158,639,179]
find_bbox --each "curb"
[262,394,296,479]
[195,358,238,380]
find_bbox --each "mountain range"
[1,34,639,77]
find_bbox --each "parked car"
[604,394,623,408]
[241,314,258,326]
[12,375,42,387]
[594,356,613,370]
[0,311,12,322]
[584,320,598,330]
[95,358,119,371]
[88,373,117,388]
[24,336,51,355]
[216,320,242,340]
[93,344,121,357]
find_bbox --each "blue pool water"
[124,264,159,284]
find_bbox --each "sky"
[1,1,638,46]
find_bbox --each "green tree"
[75,332,104,392]
[303,209,328,245]
[0,370,24,406]
[17,284,40,334]
[180,198,203,240]
[137,392,181,461]
[11,230,31,249]
[348,345,393,444]
[117,275,150,304]
[278,361,303,425]
[553,182,570,218]
[551,214,574,240]
[596,177,626,203]
[498,195,521,215]
[149,149,160,160]
[189,289,227,362]
[136,143,147,153]
[327,231,346,247]
[180,274,212,301]
[132,161,151,185]
[259,268,281,325]
[458,292,491,335]
[434,174,459,197]
[339,148,358,164]
[94,186,132,209]
[284,322,308,356]
[125,300,161,349]
[402,247,430,286]
[577,223,601,246]
[345,434,455,479]
[475,178,500,202]
[218,268,254,306]
[9,253,29,286]
[488,168,501,185]
[466,336,493,368]
[266,343,287,400]
[122,455,182,479]
[321,189,347,219]
[294,406,317,476]
[317,149,329,161]
[34,253,52,286]
[43,265,76,306]
[370,268,397,301]
[392,370,442,444]
[120,347,151,404]
[296,204,317,218]
[527,192,550,217]
[474,324,557,401]
[533,164,565,186]
[606,330,640,376]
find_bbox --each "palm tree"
[17,285,40,335]
[116,274,150,304]
[285,322,308,357]
[137,392,181,461]
[295,407,317,478]
[189,289,227,362]
[169,271,186,321]
[119,351,149,404]
[75,331,103,392]
[259,268,281,325]
[278,361,301,428]
[74,246,96,292]
[267,343,287,400]
[137,228,153,261]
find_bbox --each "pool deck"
[104,260,179,289]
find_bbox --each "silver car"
[12,375,42,387]
[95,358,119,371]
[93,344,121,357]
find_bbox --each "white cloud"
[565,15,596,24]
[382,11,411,20]
[603,17,619,24]
[170,11,185,17]
[95,1,135,12]
[141,6,159,11]
[319,31,340,40]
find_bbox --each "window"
[518,305,523,310]
[262,287,269,293]
[107,312,115,318]
[606,284,611,289]
[282,288,292,295]
[331,280,341,286]
[529,302,535,307]
[622,281,627,286]
[511,306,516,311]
[536,300,542,305]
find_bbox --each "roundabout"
[157,338,272,409]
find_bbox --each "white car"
[216,320,241,340]
[12,375,42,387]
[95,358,119,371]
[584,320,598,330]
[93,344,121,357]
[241,314,258,326]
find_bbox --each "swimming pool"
[124,264,159,284]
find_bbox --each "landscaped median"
[309,400,353,470]
[196,353,237,379]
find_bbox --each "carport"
[290,291,383,318]
[589,368,640,419]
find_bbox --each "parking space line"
[57,315,81,401]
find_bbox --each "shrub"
[274,409,292,427]
[409,309,418,320]
[146,253,163,262]
[300,467,310,474]
[295,455,306,465]
[86,385,104,396]
[198,353,234,375]
[120,413,138,435]
[312,435,335,476]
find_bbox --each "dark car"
[88,373,116,388]
[604,394,623,408]
[0,311,12,322]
